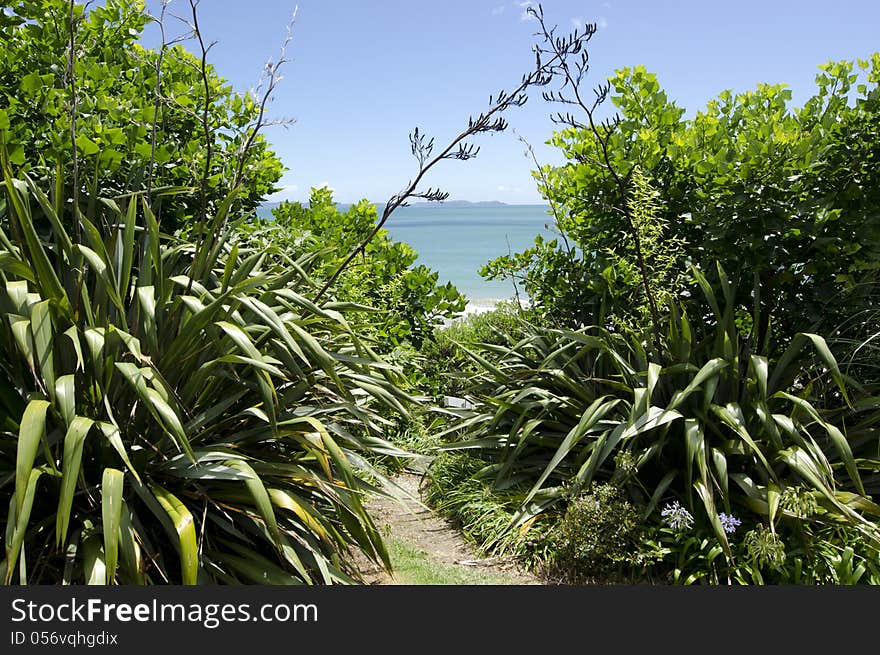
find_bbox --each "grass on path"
[385,538,524,585]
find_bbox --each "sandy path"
[356,471,541,585]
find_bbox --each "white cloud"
[491,5,505,16]
[518,1,537,21]
[315,181,334,192]
[496,184,524,194]
[267,184,299,201]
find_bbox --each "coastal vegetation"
[426,8,880,583]
[2,0,879,586]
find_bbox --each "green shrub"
[423,452,554,566]
[419,301,526,396]
[424,453,485,510]
[265,190,466,351]
[489,56,880,342]
[551,484,642,583]
[425,452,519,552]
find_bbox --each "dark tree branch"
[513,129,573,257]
[188,0,216,233]
[313,42,560,302]
[529,3,662,338]
[146,0,187,203]
[231,7,298,191]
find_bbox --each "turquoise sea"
[259,202,555,305]
[384,204,553,304]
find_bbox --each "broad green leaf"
[137,286,158,353]
[749,355,769,399]
[268,489,330,543]
[643,470,677,520]
[64,326,85,371]
[75,244,125,313]
[523,397,620,505]
[25,174,73,260]
[208,551,301,585]
[16,399,49,516]
[774,391,863,494]
[668,358,727,411]
[115,363,193,460]
[151,485,198,585]
[770,333,850,406]
[684,418,705,501]
[97,422,140,482]
[75,134,100,156]
[55,374,76,428]
[56,416,94,546]
[224,460,281,548]
[5,468,44,584]
[712,403,774,479]
[711,448,729,506]
[576,406,682,488]
[767,482,781,529]
[82,535,106,585]
[694,479,731,557]
[101,468,124,584]
[118,199,137,295]
[118,502,144,584]
[1,156,66,304]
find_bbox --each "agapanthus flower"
[719,513,741,534]
[660,500,693,531]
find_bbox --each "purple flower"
[660,500,693,531]
[719,513,741,534]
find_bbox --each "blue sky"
[144,1,880,204]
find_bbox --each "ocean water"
[259,202,556,304]
[386,204,554,303]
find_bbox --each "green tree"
[490,56,880,347]
[0,0,284,231]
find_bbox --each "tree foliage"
[0,0,284,230]
[488,55,880,345]
[265,188,466,349]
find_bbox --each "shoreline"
[442,296,529,327]
[462,297,502,316]
[441,298,500,328]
